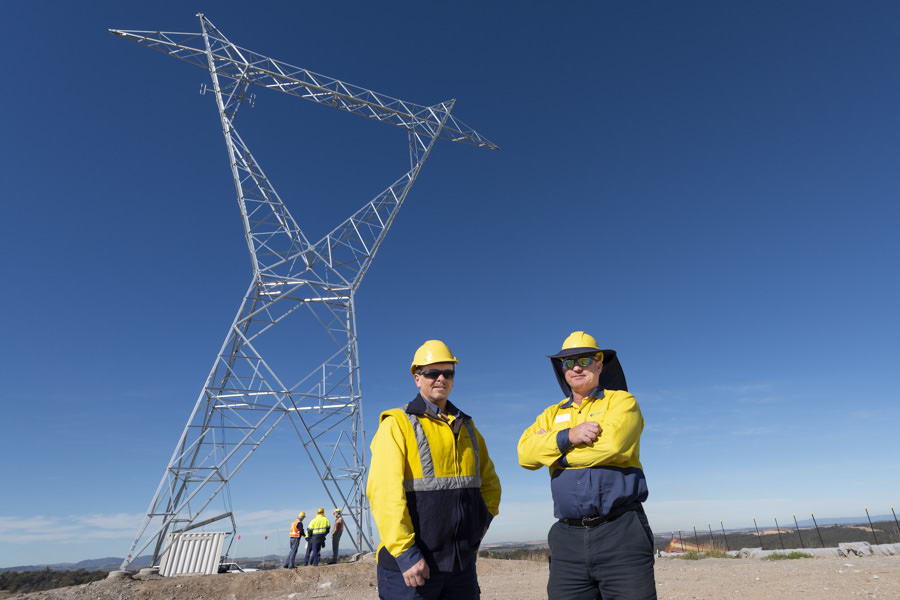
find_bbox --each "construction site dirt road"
[7,554,899,599]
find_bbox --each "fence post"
[753,517,763,549]
[865,507,879,545]
[892,506,899,539]
[773,517,785,550]
[811,513,825,548]
[792,514,805,548]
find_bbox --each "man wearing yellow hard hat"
[329,508,344,564]
[367,339,501,598]
[303,508,331,567]
[517,332,656,599]
[283,511,306,569]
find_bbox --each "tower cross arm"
[109,29,210,71]
[109,26,498,150]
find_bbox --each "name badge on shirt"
[554,414,571,424]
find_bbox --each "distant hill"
[0,555,293,574]
[0,556,152,574]
[3,514,897,573]
[791,514,894,528]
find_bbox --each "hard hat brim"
[547,346,607,359]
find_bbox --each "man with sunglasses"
[367,339,501,599]
[517,331,656,600]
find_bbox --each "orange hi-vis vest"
[289,519,303,538]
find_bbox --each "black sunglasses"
[418,369,455,380]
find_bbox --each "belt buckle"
[581,515,602,527]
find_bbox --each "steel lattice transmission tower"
[110,13,496,570]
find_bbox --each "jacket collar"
[406,394,470,421]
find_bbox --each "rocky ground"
[6,554,899,599]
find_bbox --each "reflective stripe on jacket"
[289,519,304,538]
[367,395,501,574]
[308,515,330,536]
[517,389,648,519]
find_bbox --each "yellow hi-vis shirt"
[517,389,648,519]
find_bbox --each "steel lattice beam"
[111,13,496,571]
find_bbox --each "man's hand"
[568,421,601,445]
[402,558,430,587]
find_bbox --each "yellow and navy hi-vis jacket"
[366,395,501,574]
[307,515,330,538]
[517,388,648,520]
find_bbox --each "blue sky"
[2,0,899,567]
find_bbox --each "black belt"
[559,502,640,528]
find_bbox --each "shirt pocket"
[551,412,572,431]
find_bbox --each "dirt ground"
[9,554,899,600]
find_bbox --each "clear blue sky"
[2,0,898,567]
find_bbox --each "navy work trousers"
[331,532,342,564]
[284,536,301,568]
[376,555,479,599]
[304,534,326,566]
[547,507,657,600]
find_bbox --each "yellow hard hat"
[333,508,341,514]
[317,508,325,515]
[548,331,604,362]
[410,340,459,375]
[298,512,305,519]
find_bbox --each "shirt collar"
[560,387,605,409]
[422,396,459,417]
[407,394,467,419]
